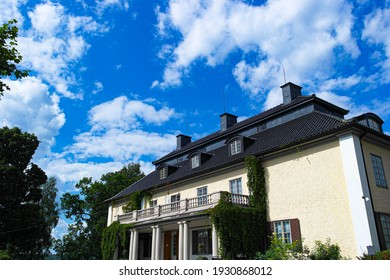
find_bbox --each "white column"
[183,221,189,260]
[212,225,219,259]
[155,226,162,260]
[178,222,183,260]
[129,230,134,260]
[151,226,156,260]
[107,203,113,226]
[132,230,139,260]
[339,133,380,254]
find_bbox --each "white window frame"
[274,220,292,244]
[149,199,157,208]
[229,178,242,194]
[230,139,242,155]
[197,186,208,206]
[191,154,200,168]
[160,166,168,179]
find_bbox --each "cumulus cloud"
[155,0,359,93]
[0,0,26,24]
[363,6,390,83]
[88,96,177,131]
[13,1,108,99]
[40,97,179,180]
[0,77,65,158]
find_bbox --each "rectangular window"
[191,155,200,168]
[371,154,388,188]
[170,194,180,211]
[192,229,212,255]
[160,167,168,179]
[230,140,242,155]
[380,214,390,249]
[274,220,292,244]
[197,186,208,206]
[229,178,242,194]
[149,199,157,208]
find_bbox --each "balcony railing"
[117,192,249,224]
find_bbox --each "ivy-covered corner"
[101,221,134,260]
[122,191,153,213]
[210,155,268,259]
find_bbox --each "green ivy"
[122,191,152,213]
[101,221,133,260]
[210,156,268,259]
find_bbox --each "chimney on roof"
[176,134,191,149]
[281,82,302,105]
[220,113,237,131]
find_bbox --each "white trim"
[339,133,380,254]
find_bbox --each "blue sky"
[1,0,390,239]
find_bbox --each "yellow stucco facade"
[361,139,390,215]
[264,140,357,258]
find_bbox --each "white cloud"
[92,81,104,94]
[95,0,130,15]
[69,129,177,162]
[314,90,390,122]
[155,0,359,95]
[0,0,26,25]
[39,97,179,182]
[88,96,177,131]
[14,1,108,99]
[0,77,66,158]
[363,6,390,83]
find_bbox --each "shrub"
[254,234,309,260]
[308,238,343,260]
[358,250,390,260]
[255,236,343,260]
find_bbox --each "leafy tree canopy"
[0,127,58,259]
[0,19,29,97]
[54,163,145,259]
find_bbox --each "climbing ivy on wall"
[210,155,268,259]
[122,191,152,213]
[101,221,133,260]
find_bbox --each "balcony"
[116,192,249,224]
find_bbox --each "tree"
[0,19,29,97]
[0,127,56,259]
[54,163,145,259]
[39,177,60,256]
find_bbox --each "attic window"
[367,119,380,132]
[160,166,168,179]
[191,154,200,169]
[230,139,242,155]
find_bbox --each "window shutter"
[289,218,301,242]
[192,230,198,255]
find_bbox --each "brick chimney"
[281,82,302,104]
[176,134,191,149]
[220,113,237,131]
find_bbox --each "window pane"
[371,154,388,188]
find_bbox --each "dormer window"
[187,151,212,169]
[356,113,384,133]
[367,119,380,132]
[230,139,242,155]
[226,135,255,156]
[157,164,179,179]
[191,154,200,169]
[160,166,168,179]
